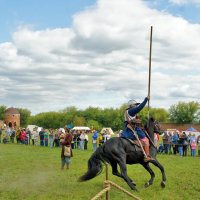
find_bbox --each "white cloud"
[0,0,200,114]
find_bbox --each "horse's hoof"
[161,181,166,188]
[144,182,150,188]
[130,180,137,186]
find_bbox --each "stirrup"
[144,156,154,162]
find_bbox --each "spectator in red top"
[20,129,26,144]
[61,129,73,170]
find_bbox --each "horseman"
[121,96,154,162]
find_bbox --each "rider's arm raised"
[128,97,148,116]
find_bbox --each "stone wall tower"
[4,107,20,128]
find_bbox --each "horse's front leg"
[150,160,167,188]
[141,162,155,187]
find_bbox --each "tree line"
[0,101,199,130]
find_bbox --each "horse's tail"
[78,146,103,182]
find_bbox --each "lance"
[148,26,153,120]
[145,26,156,149]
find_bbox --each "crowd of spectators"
[0,126,86,148]
[0,126,112,151]
[158,130,200,157]
[1,126,199,157]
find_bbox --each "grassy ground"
[0,142,199,200]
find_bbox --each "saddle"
[122,138,142,152]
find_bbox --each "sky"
[0,0,200,115]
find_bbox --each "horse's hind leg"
[141,163,155,188]
[118,160,138,191]
[111,160,136,186]
[110,161,122,178]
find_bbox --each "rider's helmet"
[127,99,140,108]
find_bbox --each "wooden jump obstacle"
[91,163,141,200]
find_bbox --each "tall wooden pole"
[148,26,153,120]
[106,163,109,200]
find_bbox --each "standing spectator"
[178,132,185,157]
[0,128,2,143]
[189,133,196,156]
[182,132,188,156]
[70,132,75,149]
[162,132,170,154]
[98,133,104,146]
[10,129,15,143]
[61,131,73,170]
[49,128,54,148]
[168,132,172,154]
[104,129,111,142]
[84,133,88,150]
[92,130,98,151]
[54,129,60,147]
[171,131,179,155]
[187,132,192,155]
[26,128,31,145]
[191,141,197,157]
[77,132,81,149]
[39,128,45,146]
[59,131,65,145]
[197,135,200,157]
[158,143,164,153]
[31,127,38,145]
[34,128,39,146]
[79,131,85,150]
[44,129,49,147]
[16,128,21,144]
[5,127,12,139]
[20,129,26,144]
[72,132,77,149]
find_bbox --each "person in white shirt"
[104,129,111,142]
[79,131,85,150]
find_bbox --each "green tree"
[61,106,79,127]
[29,112,65,129]
[86,119,102,130]
[83,107,102,121]
[169,101,200,124]
[73,116,86,126]
[17,108,31,127]
[151,108,169,122]
[0,105,7,120]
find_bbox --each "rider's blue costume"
[121,97,148,140]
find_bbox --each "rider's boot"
[143,145,154,162]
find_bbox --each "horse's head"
[145,117,163,135]
[153,119,163,135]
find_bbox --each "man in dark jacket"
[39,128,45,146]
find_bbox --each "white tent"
[59,128,65,133]
[184,127,200,137]
[101,127,114,135]
[27,125,38,132]
[72,126,91,131]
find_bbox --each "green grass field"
[0,141,199,200]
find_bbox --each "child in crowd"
[197,135,200,157]
[191,141,196,157]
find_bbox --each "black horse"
[79,118,166,191]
